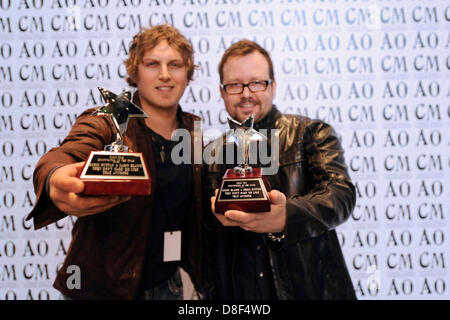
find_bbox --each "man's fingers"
[73,195,129,211]
[62,194,131,216]
[73,161,86,176]
[211,189,254,228]
[210,190,287,233]
[54,175,85,194]
[214,213,240,227]
[51,163,85,194]
[48,162,135,216]
[224,210,255,223]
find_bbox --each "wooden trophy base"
[79,151,151,195]
[215,167,271,214]
[81,179,151,195]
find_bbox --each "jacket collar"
[253,105,281,130]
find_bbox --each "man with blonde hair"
[27,25,203,300]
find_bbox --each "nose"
[158,65,171,81]
[241,85,252,98]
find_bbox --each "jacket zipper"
[268,250,288,300]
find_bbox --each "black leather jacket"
[203,106,356,299]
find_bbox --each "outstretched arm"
[26,108,131,229]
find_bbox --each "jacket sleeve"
[26,108,114,230]
[282,120,356,246]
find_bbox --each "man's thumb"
[269,190,286,204]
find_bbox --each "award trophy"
[214,114,271,214]
[78,87,151,195]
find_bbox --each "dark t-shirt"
[138,126,192,289]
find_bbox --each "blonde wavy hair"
[125,24,196,87]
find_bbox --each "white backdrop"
[0,0,449,300]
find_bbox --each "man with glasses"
[203,40,356,299]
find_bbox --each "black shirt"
[138,125,192,289]
[231,107,280,299]
[233,229,278,300]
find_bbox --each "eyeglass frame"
[221,79,273,95]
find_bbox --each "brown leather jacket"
[26,98,202,299]
[203,106,356,299]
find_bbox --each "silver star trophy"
[93,87,148,152]
[226,114,267,176]
[214,114,271,214]
[78,87,151,196]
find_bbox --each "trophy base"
[81,179,151,195]
[79,151,151,196]
[215,167,271,214]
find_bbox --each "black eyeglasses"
[221,80,273,94]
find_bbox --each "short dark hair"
[218,40,274,83]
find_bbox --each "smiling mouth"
[238,102,257,110]
[156,86,174,92]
